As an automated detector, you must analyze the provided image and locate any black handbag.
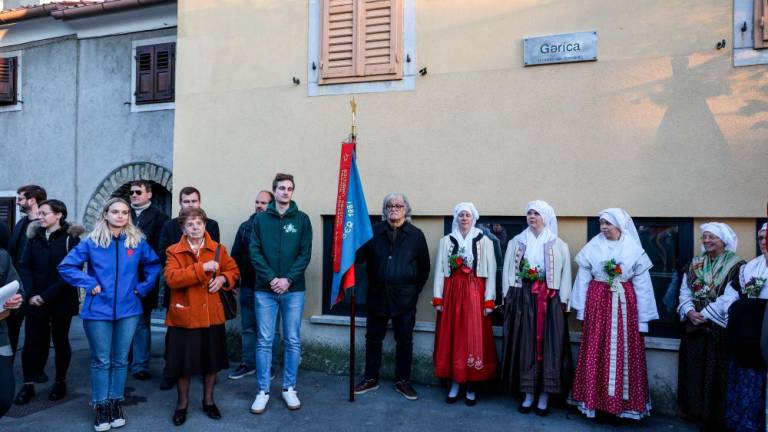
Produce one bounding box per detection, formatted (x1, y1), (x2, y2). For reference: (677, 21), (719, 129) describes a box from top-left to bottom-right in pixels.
(214, 244), (237, 320)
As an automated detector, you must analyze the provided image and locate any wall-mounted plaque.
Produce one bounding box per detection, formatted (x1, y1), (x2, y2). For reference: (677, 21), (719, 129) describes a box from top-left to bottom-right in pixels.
(523, 31), (598, 66)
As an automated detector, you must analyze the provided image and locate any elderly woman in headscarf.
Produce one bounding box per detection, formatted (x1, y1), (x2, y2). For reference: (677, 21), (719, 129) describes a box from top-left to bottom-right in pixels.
(432, 202), (497, 406)
(569, 208), (659, 420)
(702, 223), (767, 431)
(676, 222), (744, 431)
(500, 200), (572, 416)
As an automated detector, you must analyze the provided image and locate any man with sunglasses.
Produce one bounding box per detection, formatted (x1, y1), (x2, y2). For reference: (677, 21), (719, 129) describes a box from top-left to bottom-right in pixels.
(128, 180), (169, 381)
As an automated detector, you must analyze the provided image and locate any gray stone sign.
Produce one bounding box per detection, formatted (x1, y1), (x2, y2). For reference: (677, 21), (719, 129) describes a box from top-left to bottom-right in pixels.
(523, 31), (598, 66)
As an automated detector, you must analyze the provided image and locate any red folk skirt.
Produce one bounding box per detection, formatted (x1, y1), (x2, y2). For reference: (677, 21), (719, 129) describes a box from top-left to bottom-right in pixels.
(570, 279), (651, 419)
(434, 269), (497, 383)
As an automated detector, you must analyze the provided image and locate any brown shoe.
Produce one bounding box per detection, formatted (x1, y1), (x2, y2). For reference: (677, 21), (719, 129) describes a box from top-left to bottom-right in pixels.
(394, 381), (418, 401)
(353, 378), (380, 395)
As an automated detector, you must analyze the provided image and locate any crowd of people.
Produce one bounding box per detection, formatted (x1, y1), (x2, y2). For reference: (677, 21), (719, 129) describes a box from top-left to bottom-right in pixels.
(0, 179), (766, 432)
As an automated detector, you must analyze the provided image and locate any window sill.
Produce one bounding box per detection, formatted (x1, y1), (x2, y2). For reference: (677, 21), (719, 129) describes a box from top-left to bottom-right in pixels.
(131, 101), (175, 113)
(309, 314), (681, 351)
(0, 104), (22, 113)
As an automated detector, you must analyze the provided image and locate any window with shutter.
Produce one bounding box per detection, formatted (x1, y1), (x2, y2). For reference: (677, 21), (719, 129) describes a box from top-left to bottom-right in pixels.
(0, 57), (18, 105)
(0, 197), (15, 233)
(134, 42), (176, 105)
(320, 0), (403, 85)
(755, 0), (768, 49)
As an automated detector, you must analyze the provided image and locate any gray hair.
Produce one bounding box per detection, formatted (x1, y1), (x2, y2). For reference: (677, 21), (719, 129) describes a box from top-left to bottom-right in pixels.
(381, 192), (412, 221)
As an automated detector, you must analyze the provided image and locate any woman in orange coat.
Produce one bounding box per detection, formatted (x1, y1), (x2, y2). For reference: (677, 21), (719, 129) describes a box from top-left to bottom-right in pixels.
(164, 207), (239, 426)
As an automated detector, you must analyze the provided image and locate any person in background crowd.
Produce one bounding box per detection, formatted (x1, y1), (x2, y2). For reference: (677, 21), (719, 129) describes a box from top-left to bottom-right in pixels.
(15, 200), (83, 405)
(157, 186), (220, 391)
(569, 208), (658, 420)
(0, 249), (24, 419)
(8, 185), (46, 363)
(58, 198), (161, 432)
(229, 190), (279, 380)
(432, 202), (497, 406)
(128, 180), (169, 381)
(500, 200), (572, 416)
(676, 222), (744, 431)
(164, 207), (239, 426)
(249, 173), (312, 414)
(353, 193), (430, 401)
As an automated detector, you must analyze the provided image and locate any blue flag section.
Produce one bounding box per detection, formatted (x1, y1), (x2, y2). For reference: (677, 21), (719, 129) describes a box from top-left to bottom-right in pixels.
(330, 148), (373, 307)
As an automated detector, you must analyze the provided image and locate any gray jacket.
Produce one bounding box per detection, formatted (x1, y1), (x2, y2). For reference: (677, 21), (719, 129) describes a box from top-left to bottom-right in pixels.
(0, 249), (23, 356)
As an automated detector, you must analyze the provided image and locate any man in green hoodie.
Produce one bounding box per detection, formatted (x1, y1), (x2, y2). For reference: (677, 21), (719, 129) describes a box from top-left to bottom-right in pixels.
(249, 173), (312, 414)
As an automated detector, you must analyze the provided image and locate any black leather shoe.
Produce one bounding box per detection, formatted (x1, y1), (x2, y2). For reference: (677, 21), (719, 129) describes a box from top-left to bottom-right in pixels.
(202, 402), (221, 420)
(518, 403), (532, 414)
(464, 396), (477, 407)
(172, 408), (187, 426)
(14, 384), (35, 405)
(49, 380), (67, 401)
(535, 406), (549, 417)
(132, 371), (151, 381)
(445, 394), (458, 404)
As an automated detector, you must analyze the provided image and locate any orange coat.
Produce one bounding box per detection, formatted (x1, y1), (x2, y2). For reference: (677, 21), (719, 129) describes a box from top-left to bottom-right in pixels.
(164, 232), (240, 329)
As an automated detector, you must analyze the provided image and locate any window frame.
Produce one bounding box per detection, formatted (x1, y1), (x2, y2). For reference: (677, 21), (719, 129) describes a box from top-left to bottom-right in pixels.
(130, 36), (176, 113)
(733, 0), (768, 66)
(307, 0), (417, 97)
(0, 50), (22, 113)
(0, 191), (18, 234)
(587, 216), (694, 339)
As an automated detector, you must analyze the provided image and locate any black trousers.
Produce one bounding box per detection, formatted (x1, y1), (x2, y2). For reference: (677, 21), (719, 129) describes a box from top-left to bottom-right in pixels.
(0, 355), (13, 418)
(21, 314), (72, 383)
(7, 311), (23, 361)
(364, 308), (416, 382)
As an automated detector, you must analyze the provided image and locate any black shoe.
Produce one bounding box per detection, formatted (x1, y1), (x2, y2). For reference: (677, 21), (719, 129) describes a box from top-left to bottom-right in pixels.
(445, 394), (458, 404)
(14, 383), (35, 405)
(535, 406), (549, 417)
(109, 399), (126, 428)
(159, 377), (176, 391)
(353, 378), (380, 395)
(49, 380), (67, 401)
(227, 363), (256, 380)
(94, 402), (111, 432)
(33, 371), (49, 384)
(518, 402), (532, 414)
(464, 396), (477, 407)
(202, 402), (221, 420)
(172, 408), (187, 426)
(132, 371), (151, 381)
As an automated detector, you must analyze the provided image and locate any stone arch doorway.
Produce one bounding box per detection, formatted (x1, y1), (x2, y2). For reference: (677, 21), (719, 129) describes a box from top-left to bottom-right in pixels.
(83, 162), (173, 230)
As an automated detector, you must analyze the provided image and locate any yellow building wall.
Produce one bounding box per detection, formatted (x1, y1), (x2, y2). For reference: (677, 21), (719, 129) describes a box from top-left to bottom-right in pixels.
(173, 0), (768, 318)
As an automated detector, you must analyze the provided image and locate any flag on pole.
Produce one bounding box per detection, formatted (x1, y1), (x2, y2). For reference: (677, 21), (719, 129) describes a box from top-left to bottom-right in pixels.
(330, 139), (373, 306)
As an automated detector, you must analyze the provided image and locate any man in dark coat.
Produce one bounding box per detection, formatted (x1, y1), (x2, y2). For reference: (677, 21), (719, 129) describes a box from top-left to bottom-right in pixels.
(353, 193), (430, 401)
(7, 185), (46, 366)
(128, 181), (169, 380)
(156, 186), (220, 390)
(0, 248), (24, 418)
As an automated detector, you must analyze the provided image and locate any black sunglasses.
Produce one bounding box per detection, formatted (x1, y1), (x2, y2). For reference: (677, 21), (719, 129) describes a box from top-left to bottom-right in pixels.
(130, 190), (143, 196)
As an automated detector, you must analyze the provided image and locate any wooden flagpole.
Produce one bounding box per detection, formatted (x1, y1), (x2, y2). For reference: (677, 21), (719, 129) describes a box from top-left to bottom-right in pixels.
(349, 96), (357, 403)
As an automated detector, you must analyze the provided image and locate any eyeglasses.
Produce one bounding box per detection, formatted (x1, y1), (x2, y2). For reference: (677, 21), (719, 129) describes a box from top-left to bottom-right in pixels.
(129, 190), (143, 196)
(386, 204), (405, 210)
(38, 211), (53, 217)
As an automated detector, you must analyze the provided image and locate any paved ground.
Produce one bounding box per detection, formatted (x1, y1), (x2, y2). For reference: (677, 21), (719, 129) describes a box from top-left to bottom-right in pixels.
(0, 319), (696, 431)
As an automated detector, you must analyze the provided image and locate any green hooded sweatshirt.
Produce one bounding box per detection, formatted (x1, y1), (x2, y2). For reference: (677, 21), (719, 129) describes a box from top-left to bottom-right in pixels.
(249, 201), (312, 292)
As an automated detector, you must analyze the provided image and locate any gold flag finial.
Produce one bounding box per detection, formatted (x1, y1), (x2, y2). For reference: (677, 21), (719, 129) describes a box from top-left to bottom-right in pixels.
(350, 97), (357, 139)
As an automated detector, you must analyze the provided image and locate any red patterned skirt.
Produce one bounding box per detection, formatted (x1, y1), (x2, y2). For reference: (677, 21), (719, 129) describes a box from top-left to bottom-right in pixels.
(570, 279), (651, 419)
(434, 270), (497, 383)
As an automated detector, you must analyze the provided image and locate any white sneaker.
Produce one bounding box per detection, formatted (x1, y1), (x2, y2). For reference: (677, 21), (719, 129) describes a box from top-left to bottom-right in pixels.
(282, 387), (301, 410)
(250, 391), (269, 414)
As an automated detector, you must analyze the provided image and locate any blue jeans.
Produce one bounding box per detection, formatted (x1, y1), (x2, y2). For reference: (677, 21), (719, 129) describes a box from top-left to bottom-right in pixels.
(130, 310), (151, 374)
(83, 316), (140, 405)
(255, 291), (303, 391)
(241, 288), (282, 368)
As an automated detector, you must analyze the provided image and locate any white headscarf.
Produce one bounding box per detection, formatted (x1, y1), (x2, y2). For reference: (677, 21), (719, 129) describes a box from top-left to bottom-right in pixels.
(450, 202), (482, 265)
(761, 223), (767, 233)
(522, 200), (557, 269)
(699, 222), (738, 253)
(575, 208), (646, 271)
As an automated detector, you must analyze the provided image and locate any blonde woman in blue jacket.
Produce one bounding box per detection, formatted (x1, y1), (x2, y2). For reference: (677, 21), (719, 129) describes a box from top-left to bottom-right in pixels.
(59, 198), (160, 432)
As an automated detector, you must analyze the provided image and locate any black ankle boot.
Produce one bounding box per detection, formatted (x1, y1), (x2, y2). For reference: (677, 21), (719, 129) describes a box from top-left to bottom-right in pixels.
(14, 383), (35, 405)
(49, 380), (67, 401)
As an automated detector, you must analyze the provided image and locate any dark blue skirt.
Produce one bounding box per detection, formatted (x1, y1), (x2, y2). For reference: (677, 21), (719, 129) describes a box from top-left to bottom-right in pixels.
(725, 361), (766, 432)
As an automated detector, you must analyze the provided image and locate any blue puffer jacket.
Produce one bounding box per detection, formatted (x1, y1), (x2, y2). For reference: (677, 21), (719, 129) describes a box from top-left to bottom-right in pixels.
(58, 235), (161, 321)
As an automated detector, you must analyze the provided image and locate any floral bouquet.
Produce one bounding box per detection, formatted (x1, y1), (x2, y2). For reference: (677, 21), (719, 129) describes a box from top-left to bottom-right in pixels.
(691, 283), (712, 301)
(743, 277), (766, 299)
(603, 259), (623, 286)
(448, 247), (472, 273)
(518, 258), (545, 282)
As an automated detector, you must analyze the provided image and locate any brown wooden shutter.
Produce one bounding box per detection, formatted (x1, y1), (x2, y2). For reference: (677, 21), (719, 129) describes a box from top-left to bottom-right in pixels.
(135, 45), (155, 104)
(153, 42), (175, 102)
(754, 0), (768, 49)
(0, 197), (15, 233)
(0, 57), (18, 105)
(320, 0), (403, 85)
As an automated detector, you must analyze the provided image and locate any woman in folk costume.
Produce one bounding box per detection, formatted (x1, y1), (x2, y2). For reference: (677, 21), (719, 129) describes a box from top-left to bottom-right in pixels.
(569, 208), (659, 420)
(676, 222), (744, 430)
(704, 224), (768, 431)
(500, 200), (573, 416)
(433, 202), (498, 406)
